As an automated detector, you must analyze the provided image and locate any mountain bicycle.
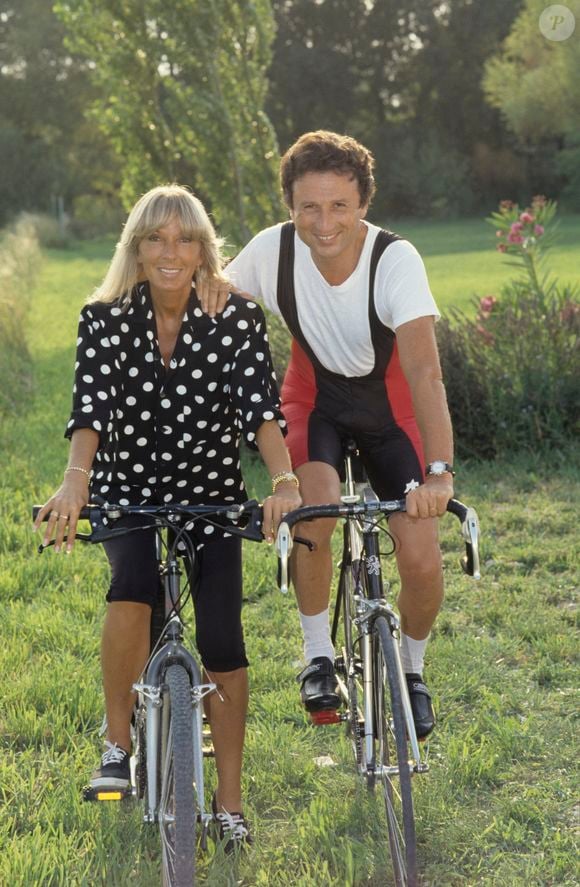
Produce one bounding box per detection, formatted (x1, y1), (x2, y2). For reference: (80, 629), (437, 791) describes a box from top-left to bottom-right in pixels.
(33, 499), (264, 887)
(275, 445), (481, 887)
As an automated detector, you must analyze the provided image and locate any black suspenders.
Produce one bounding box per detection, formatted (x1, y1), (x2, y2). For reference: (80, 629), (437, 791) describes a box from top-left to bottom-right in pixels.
(275, 222), (400, 380)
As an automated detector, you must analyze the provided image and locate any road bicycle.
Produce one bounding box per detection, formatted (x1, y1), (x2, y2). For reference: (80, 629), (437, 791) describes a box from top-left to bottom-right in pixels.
(275, 444), (481, 887)
(34, 499), (264, 887)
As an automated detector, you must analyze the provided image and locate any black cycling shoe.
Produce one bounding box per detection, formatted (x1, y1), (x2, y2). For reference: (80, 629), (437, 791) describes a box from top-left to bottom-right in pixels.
(406, 673), (435, 740)
(297, 656), (340, 713)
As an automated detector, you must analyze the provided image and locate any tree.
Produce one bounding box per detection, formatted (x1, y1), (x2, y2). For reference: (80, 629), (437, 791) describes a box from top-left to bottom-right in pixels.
(55, 0), (283, 242)
(0, 0), (119, 225)
(266, 0), (526, 217)
(483, 0), (580, 206)
(483, 0), (580, 140)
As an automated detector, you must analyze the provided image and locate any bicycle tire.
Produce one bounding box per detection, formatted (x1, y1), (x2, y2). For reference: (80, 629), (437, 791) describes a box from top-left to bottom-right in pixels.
(134, 709), (147, 801)
(374, 616), (417, 887)
(159, 664), (196, 887)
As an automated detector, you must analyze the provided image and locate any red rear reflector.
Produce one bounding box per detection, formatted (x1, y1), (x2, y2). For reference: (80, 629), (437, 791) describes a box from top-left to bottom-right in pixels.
(310, 710), (340, 725)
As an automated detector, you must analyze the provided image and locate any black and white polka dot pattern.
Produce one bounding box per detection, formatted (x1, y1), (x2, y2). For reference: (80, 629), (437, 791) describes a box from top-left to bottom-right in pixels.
(66, 284), (285, 517)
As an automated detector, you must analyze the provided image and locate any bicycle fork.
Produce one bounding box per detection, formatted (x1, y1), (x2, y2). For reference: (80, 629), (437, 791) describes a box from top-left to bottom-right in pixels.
(357, 525), (428, 781)
(135, 632), (216, 831)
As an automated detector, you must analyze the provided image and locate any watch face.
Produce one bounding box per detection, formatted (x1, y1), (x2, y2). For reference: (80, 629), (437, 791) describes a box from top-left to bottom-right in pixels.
(430, 461), (446, 475)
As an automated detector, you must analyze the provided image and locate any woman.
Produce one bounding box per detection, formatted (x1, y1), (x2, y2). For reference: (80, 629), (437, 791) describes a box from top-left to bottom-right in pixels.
(34, 184), (301, 850)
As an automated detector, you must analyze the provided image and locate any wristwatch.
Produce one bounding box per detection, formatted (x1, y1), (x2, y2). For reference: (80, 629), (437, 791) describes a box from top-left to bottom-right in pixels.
(425, 461), (455, 477)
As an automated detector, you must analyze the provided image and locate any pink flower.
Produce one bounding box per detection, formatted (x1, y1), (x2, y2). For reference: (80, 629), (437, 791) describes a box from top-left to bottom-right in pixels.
(500, 199), (515, 212)
(532, 195), (547, 208)
(497, 243), (507, 253)
(507, 232), (524, 244)
(479, 295), (498, 313)
(534, 224), (544, 236)
(510, 221), (524, 233)
(496, 230), (504, 238)
(519, 212), (534, 224)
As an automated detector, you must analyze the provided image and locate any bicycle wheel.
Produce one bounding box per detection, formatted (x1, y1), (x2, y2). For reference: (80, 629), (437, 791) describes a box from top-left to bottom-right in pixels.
(159, 664), (196, 887)
(374, 616), (417, 887)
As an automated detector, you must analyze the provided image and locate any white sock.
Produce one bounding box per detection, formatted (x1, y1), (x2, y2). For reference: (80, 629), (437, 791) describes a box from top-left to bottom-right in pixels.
(299, 608), (335, 663)
(399, 632), (430, 675)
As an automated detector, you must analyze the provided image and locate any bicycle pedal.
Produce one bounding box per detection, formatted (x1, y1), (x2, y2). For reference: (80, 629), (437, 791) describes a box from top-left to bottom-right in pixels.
(82, 784), (133, 802)
(310, 710), (341, 726)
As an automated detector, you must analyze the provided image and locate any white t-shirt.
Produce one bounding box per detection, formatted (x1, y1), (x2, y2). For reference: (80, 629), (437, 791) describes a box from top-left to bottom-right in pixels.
(226, 221), (439, 377)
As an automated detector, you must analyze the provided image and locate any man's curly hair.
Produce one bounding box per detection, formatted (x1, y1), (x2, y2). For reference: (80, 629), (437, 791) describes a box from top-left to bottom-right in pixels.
(280, 130), (376, 209)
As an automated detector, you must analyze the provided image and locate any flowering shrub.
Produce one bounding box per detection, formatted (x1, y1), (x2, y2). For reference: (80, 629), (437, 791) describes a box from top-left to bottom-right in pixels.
(489, 195), (556, 255)
(486, 197), (559, 297)
(438, 199), (579, 458)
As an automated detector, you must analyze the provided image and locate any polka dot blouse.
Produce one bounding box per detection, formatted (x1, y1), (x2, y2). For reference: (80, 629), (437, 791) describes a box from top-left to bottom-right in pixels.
(66, 283), (286, 519)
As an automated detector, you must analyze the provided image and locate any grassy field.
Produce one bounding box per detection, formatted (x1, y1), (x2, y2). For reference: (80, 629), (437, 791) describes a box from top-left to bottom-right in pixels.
(390, 213), (580, 309)
(42, 211), (580, 314)
(0, 230), (578, 885)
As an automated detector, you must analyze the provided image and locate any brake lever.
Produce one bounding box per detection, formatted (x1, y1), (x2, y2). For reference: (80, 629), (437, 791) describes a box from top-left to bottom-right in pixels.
(276, 522), (292, 593)
(37, 533), (94, 554)
(461, 506), (481, 580)
(222, 501), (264, 542)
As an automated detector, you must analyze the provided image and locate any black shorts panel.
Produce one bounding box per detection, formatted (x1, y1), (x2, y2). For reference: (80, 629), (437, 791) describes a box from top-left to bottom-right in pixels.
(304, 409), (424, 501)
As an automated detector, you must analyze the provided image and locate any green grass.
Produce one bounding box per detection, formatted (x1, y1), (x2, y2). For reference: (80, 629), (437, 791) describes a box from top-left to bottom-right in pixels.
(47, 213), (580, 314)
(0, 239), (578, 885)
(388, 214), (580, 309)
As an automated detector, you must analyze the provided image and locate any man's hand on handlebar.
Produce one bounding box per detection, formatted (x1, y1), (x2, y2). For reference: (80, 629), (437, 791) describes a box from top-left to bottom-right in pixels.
(405, 475), (454, 521)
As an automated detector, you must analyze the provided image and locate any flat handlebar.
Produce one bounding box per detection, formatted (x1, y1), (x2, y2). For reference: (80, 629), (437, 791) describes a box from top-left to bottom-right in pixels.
(275, 497), (481, 593)
(32, 500), (265, 546)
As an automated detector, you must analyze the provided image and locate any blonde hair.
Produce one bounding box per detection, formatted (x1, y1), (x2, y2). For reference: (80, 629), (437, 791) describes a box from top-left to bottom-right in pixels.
(90, 184), (226, 306)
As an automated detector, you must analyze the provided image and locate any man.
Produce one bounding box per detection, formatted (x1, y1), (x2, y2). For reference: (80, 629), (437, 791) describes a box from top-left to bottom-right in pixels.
(200, 130), (454, 739)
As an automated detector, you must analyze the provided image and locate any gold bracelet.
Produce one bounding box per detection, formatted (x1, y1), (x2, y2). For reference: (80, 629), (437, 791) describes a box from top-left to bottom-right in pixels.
(271, 471), (299, 493)
(65, 466), (91, 480)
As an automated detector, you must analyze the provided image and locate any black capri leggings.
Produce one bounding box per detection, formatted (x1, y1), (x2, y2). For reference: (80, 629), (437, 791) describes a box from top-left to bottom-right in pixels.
(103, 519), (248, 673)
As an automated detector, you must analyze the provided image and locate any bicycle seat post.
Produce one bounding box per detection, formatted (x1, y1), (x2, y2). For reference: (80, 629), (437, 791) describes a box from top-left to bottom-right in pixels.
(342, 439), (360, 505)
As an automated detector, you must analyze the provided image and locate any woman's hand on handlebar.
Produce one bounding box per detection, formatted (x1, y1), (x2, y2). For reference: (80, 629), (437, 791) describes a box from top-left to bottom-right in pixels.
(33, 473), (90, 553)
(262, 485), (302, 544)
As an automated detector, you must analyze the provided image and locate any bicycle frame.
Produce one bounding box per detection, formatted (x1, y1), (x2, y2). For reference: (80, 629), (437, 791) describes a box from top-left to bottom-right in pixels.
(32, 498), (265, 881)
(275, 464), (480, 886)
(336, 453), (427, 780)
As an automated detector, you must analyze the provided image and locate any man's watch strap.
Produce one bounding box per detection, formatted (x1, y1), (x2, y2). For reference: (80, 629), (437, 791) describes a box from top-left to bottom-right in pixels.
(425, 461), (455, 477)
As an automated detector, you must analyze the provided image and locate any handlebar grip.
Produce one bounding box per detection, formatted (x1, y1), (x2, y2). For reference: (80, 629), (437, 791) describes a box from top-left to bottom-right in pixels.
(446, 499), (467, 521)
(32, 505), (93, 522)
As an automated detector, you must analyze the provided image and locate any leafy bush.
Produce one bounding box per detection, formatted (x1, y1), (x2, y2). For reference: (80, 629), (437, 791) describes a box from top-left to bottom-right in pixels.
(264, 308), (291, 384)
(69, 194), (125, 239)
(375, 128), (474, 219)
(0, 216), (41, 416)
(18, 212), (70, 249)
(439, 199), (579, 458)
